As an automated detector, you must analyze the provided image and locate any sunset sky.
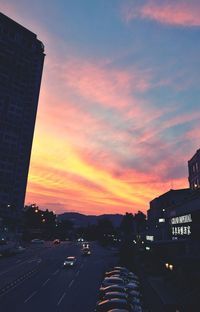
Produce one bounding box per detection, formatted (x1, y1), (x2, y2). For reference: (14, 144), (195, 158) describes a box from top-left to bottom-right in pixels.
(1, 0), (200, 215)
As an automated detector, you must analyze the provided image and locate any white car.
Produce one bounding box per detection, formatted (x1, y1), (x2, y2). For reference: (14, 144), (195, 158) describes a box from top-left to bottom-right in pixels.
(63, 256), (76, 267)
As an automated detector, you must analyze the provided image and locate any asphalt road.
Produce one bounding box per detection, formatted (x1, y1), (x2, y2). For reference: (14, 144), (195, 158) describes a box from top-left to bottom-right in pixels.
(0, 241), (118, 312)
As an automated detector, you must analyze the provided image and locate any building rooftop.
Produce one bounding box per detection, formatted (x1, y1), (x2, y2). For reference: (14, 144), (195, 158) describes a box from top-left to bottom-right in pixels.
(188, 149), (200, 164)
(0, 12), (44, 53)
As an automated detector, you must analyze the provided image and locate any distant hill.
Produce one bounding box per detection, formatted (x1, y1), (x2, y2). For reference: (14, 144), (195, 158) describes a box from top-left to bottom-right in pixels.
(57, 212), (123, 228)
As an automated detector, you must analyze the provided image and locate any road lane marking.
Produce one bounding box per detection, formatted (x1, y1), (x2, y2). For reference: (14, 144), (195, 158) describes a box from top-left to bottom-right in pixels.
(24, 291), (37, 303)
(0, 259), (33, 276)
(27, 259), (40, 263)
(0, 266), (39, 299)
(75, 270), (80, 277)
(52, 269), (59, 275)
(57, 292), (66, 306)
(42, 278), (50, 287)
(68, 279), (74, 288)
(16, 260), (21, 263)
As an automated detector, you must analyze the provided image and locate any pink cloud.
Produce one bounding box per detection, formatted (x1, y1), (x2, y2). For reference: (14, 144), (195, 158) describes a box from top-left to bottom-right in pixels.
(122, 0), (200, 27)
(62, 58), (151, 110)
(137, 110), (200, 144)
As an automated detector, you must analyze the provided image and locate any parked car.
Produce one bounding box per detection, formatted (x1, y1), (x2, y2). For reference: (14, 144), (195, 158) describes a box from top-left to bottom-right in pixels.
(0, 238), (7, 245)
(132, 305), (143, 312)
(102, 291), (128, 301)
(95, 298), (133, 312)
(113, 267), (129, 273)
(63, 256), (76, 267)
(99, 285), (127, 299)
(107, 309), (129, 312)
(53, 239), (61, 245)
(128, 272), (139, 281)
(102, 277), (125, 287)
(105, 270), (127, 278)
(15, 246), (26, 253)
(125, 282), (140, 292)
(31, 239), (44, 244)
(107, 310), (129, 312)
(127, 290), (141, 299)
(108, 271), (137, 283)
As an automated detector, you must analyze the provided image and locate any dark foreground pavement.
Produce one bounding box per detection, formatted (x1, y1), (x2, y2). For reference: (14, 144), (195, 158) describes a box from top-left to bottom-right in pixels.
(0, 241), (118, 312)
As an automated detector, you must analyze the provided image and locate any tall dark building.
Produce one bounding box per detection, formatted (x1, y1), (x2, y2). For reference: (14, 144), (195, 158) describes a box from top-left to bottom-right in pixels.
(0, 13), (45, 223)
(188, 149), (200, 190)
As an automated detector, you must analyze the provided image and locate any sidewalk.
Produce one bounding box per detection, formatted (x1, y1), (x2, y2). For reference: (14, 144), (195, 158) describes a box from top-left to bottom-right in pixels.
(148, 276), (178, 305)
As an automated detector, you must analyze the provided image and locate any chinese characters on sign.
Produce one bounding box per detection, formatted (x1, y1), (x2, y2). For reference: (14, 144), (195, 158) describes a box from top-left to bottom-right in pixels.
(171, 214), (192, 237)
(172, 225), (191, 236)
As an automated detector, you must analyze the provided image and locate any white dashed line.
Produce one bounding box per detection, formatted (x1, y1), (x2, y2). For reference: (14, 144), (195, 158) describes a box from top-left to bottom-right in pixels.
(57, 292), (66, 306)
(42, 278), (50, 287)
(68, 279), (74, 288)
(75, 270), (80, 277)
(16, 260), (21, 263)
(24, 291), (37, 303)
(52, 269), (59, 275)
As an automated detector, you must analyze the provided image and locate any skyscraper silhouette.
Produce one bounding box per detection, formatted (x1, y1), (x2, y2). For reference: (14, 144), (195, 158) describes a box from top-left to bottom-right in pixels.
(0, 13), (45, 224)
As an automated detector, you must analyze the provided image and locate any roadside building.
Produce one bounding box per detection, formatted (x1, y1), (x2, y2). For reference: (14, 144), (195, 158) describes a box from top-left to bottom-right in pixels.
(146, 189), (193, 243)
(188, 149), (200, 190)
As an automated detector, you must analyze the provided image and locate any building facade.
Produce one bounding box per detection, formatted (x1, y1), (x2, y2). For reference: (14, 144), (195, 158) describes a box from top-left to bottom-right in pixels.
(0, 13), (45, 223)
(169, 191), (200, 249)
(188, 149), (200, 190)
(147, 189), (193, 243)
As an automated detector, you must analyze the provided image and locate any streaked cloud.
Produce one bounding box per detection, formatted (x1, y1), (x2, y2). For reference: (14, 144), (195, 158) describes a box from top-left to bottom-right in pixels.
(122, 0), (200, 27)
(1, 0), (199, 215)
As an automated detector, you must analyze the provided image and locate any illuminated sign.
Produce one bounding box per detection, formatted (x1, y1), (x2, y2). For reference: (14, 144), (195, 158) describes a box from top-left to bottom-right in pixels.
(159, 218), (165, 223)
(171, 214), (192, 225)
(146, 235), (154, 241)
(172, 225), (191, 236)
(171, 214), (192, 237)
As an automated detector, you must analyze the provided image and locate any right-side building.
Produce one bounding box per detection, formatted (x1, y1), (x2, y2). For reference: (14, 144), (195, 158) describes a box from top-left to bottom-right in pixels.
(146, 148), (200, 258)
(188, 149), (200, 189)
(0, 13), (45, 225)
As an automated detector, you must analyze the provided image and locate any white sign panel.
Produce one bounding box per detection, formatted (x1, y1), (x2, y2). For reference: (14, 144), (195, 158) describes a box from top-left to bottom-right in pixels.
(171, 214), (192, 225)
(172, 225), (191, 236)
